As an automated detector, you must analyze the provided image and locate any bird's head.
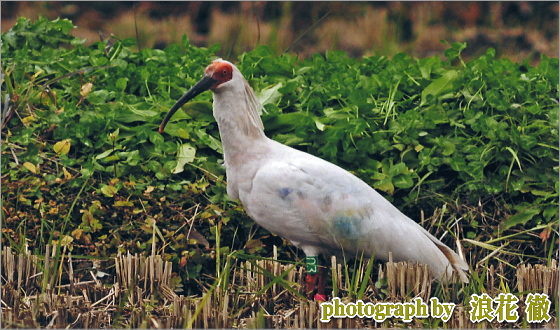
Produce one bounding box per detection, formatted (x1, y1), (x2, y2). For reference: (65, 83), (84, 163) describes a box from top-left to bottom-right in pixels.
(204, 59), (234, 91)
(159, 59), (236, 133)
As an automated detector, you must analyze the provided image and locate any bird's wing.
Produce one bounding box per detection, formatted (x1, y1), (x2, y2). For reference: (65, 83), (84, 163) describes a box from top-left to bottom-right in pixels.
(240, 143), (468, 282)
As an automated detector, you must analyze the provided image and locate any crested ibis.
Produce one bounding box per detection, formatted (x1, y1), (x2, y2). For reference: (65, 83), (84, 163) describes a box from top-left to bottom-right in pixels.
(159, 59), (469, 300)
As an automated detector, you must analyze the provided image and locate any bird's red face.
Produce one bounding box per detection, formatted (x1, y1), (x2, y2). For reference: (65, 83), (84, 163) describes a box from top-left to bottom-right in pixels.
(205, 61), (233, 90)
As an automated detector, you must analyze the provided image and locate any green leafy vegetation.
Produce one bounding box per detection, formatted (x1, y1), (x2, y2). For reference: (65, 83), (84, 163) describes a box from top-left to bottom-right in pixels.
(2, 16), (558, 305)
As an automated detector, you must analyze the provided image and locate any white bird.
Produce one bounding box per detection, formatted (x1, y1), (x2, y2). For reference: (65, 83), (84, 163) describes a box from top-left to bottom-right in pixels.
(159, 59), (469, 300)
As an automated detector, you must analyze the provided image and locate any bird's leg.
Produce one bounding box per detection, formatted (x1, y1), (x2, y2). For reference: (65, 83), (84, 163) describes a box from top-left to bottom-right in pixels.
(305, 256), (327, 301)
(305, 273), (318, 299)
(305, 255), (319, 299)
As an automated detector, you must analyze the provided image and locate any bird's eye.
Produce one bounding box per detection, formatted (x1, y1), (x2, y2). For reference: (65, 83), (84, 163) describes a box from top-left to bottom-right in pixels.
(222, 70), (228, 75)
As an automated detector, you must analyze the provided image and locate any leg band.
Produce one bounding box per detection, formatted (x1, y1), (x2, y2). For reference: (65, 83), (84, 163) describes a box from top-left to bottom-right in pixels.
(306, 255), (319, 274)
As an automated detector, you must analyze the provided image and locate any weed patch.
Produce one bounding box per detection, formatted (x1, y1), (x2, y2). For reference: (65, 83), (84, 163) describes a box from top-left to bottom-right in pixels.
(1, 17), (558, 328)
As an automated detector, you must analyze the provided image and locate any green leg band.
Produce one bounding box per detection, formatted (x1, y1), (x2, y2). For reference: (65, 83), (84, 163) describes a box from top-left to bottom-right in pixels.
(306, 255), (319, 274)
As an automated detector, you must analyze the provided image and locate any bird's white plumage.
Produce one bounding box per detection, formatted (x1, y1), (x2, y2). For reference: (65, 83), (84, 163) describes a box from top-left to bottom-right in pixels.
(205, 59), (468, 282)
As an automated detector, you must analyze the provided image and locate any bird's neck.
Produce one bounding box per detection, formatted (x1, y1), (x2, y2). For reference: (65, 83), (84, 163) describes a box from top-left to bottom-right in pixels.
(212, 81), (269, 166)
(215, 114), (267, 158)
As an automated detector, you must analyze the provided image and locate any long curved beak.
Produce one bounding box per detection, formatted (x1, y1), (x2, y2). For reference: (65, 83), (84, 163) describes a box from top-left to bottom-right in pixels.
(159, 75), (217, 133)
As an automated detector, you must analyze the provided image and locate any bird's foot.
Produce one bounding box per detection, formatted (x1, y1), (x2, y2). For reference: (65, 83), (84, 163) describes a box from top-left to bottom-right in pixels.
(306, 272), (327, 301)
(314, 294), (327, 301)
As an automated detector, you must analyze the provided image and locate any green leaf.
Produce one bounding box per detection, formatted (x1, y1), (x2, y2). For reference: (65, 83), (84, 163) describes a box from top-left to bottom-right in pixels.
(393, 174), (414, 189)
(505, 147), (522, 172)
(23, 162), (38, 174)
(501, 207), (542, 229)
(194, 129), (223, 153)
(177, 128), (191, 139)
(441, 141), (456, 156)
(374, 178), (395, 195)
(114, 200), (134, 207)
(418, 56), (439, 80)
(173, 143), (197, 174)
(444, 42), (467, 59)
(53, 139), (71, 155)
(273, 133), (306, 146)
(421, 70), (458, 106)
(149, 131), (164, 146)
(116, 77), (128, 91)
(95, 149), (114, 160)
(543, 206), (558, 222)
(100, 185), (118, 197)
(314, 117), (326, 131)
(181, 101), (214, 120)
(388, 162), (407, 176)
(116, 107), (159, 123)
(257, 82), (283, 107)
(263, 112), (311, 132)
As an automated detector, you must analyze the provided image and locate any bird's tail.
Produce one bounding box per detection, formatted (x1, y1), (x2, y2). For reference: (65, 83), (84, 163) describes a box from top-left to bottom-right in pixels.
(431, 237), (469, 283)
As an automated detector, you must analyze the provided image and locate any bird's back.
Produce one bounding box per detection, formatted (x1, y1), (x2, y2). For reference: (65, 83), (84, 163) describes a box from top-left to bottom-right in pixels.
(233, 138), (468, 282)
